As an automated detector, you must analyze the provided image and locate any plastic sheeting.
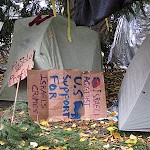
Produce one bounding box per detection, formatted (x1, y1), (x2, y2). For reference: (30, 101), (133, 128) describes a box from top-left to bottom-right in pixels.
(108, 4), (150, 68)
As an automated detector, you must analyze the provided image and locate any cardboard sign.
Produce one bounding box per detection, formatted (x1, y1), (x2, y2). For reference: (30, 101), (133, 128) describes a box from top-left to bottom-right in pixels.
(48, 69), (84, 121)
(27, 69), (107, 121)
(27, 70), (49, 121)
(82, 71), (107, 119)
(8, 50), (34, 87)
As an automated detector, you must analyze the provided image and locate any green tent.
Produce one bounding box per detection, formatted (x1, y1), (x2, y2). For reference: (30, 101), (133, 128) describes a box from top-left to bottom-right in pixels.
(0, 15), (102, 101)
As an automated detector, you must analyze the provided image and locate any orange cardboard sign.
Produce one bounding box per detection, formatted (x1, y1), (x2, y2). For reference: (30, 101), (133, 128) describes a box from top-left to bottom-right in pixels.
(82, 72), (107, 119)
(8, 50), (34, 87)
(27, 69), (107, 121)
(27, 70), (49, 121)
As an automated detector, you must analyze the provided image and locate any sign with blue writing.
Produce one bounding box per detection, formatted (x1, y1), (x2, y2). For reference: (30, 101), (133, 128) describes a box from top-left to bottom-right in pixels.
(48, 69), (84, 121)
(28, 69), (106, 121)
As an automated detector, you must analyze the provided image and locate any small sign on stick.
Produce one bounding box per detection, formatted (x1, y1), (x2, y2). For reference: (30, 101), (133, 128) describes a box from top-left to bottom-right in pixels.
(8, 50), (34, 87)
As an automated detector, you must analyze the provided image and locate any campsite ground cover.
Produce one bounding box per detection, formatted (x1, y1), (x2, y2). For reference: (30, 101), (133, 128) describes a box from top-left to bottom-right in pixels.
(0, 101), (150, 150)
(0, 67), (150, 150)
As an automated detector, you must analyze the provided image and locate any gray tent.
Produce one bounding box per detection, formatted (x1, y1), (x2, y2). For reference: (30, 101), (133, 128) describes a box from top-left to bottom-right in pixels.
(118, 35), (150, 131)
(0, 15), (102, 101)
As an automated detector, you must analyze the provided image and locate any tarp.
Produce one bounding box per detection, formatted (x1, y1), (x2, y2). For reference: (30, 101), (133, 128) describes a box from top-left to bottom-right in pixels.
(74, 0), (133, 26)
(108, 4), (150, 68)
(118, 35), (150, 131)
(0, 15), (102, 101)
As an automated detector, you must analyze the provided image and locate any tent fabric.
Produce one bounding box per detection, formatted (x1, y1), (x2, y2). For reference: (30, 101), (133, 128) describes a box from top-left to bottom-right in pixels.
(0, 15), (102, 101)
(118, 35), (150, 132)
(74, 0), (133, 26)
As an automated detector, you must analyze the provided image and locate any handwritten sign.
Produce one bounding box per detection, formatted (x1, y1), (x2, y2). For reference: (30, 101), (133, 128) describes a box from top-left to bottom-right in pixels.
(48, 69), (84, 121)
(82, 71), (107, 119)
(27, 69), (106, 121)
(8, 50), (34, 87)
(27, 70), (48, 121)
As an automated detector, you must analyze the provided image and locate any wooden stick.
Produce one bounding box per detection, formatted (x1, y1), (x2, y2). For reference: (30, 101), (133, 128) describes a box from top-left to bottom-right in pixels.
(11, 78), (20, 124)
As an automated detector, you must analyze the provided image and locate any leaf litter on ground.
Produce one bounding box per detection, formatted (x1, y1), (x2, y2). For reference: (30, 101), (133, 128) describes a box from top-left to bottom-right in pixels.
(0, 102), (150, 150)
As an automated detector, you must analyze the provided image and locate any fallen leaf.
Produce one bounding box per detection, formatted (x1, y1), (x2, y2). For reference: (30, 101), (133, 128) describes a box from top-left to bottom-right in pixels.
(107, 126), (117, 132)
(129, 134), (137, 140)
(85, 118), (90, 121)
(19, 140), (25, 148)
(138, 137), (145, 144)
(80, 137), (87, 142)
(100, 121), (105, 124)
(125, 139), (137, 144)
(71, 123), (76, 128)
(20, 126), (28, 132)
(90, 136), (97, 141)
(53, 139), (59, 143)
(128, 148), (133, 150)
(65, 128), (72, 131)
(40, 120), (49, 127)
(93, 130), (98, 134)
(103, 144), (110, 149)
(125, 134), (137, 144)
(18, 111), (24, 115)
(38, 146), (49, 150)
(110, 136), (116, 142)
(91, 123), (97, 128)
(60, 146), (67, 150)
(0, 124), (4, 130)
(100, 138), (109, 142)
(55, 147), (61, 150)
(0, 141), (5, 145)
(106, 126), (117, 135)
(127, 144), (132, 147)
(34, 121), (39, 125)
(108, 112), (117, 117)
(30, 142), (38, 148)
(113, 132), (123, 141)
(120, 145), (128, 150)
(80, 132), (89, 137)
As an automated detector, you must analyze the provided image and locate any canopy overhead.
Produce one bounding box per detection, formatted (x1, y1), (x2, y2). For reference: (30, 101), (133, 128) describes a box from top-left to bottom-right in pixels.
(0, 15), (102, 101)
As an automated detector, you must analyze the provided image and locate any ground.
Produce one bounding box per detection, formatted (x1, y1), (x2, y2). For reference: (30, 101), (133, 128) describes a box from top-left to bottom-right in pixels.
(0, 65), (150, 150)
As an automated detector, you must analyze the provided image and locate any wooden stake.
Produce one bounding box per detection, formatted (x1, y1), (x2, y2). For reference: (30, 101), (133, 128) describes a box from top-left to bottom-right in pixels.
(11, 78), (20, 124)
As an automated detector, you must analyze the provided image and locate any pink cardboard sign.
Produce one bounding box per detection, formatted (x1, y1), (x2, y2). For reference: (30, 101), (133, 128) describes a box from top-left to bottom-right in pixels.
(27, 69), (107, 121)
(8, 50), (34, 87)
(27, 70), (49, 121)
(82, 71), (107, 119)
